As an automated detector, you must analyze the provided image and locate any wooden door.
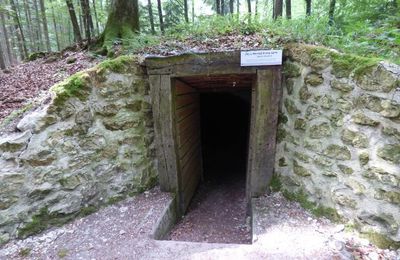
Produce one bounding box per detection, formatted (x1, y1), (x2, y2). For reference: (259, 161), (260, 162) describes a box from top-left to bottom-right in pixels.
(173, 79), (203, 212)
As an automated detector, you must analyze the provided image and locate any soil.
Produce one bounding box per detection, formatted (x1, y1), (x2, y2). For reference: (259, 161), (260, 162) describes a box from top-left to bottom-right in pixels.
(0, 51), (98, 126)
(167, 176), (251, 244)
(1, 186), (399, 260)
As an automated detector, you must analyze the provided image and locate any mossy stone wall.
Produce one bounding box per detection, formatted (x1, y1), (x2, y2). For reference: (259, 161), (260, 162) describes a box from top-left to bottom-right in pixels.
(0, 56), (156, 243)
(276, 43), (400, 248)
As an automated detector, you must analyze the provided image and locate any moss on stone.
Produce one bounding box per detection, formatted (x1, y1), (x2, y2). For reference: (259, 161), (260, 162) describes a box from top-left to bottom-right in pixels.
(0, 102), (34, 129)
(282, 188), (341, 222)
(269, 174), (282, 192)
(330, 52), (379, 78)
(98, 55), (136, 74)
(361, 231), (400, 249)
(50, 73), (90, 108)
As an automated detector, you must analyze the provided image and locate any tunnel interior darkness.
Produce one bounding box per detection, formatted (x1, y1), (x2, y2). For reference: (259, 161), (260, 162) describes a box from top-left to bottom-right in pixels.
(200, 90), (251, 183)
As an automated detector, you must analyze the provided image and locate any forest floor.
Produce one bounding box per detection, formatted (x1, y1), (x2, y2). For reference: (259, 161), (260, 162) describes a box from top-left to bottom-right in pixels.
(1, 186), (399, 260)
(0, 50), (100, 124)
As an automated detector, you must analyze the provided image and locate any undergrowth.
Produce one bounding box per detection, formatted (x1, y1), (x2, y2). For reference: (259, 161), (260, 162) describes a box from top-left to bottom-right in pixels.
(118, 14), (399, 64)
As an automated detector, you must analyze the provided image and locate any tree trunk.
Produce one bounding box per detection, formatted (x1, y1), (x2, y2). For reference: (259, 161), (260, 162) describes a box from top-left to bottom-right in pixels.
(66, 0), (82, 42)
(247, 0), (251, 14)
(236, 0), (239, 14)
(328, 0), (336, 25)
(229, 0), (234, 13)
(22, 0), (34, 52)
(216, 0), (220, 15)
(157, 0), (164, 33)
(92, 0), (100, 34)
(39, 0), (51, 51)
(221, 0), (225, 15)
(33, 0), (43, 52)
(183, 0), (188, 22)
(80, 0), (92, 42)
(10, 0), (28, 60)
(192, 0), (194, 22)
(51, 1), (61, 50)
(0, 6), (13, 64)
(147, 0), (155, 34)
(0, 43), (6, 70)
(285, 0), (291, 19)
(101, 0), (140, 47)
(305, 0), (311, 16)
(273, 0), (283, 19)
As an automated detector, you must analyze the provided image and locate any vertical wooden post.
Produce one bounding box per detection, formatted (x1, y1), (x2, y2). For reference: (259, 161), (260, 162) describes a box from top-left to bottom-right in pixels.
(246, 69), (281, 202)
(149, 75), (179, 193)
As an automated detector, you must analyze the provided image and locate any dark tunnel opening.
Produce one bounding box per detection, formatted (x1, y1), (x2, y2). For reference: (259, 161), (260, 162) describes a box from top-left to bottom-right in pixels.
(200, 90), (251, 183)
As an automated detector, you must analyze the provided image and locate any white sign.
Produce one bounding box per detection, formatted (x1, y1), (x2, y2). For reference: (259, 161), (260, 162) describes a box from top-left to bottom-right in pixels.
(240, 50), (282, 66)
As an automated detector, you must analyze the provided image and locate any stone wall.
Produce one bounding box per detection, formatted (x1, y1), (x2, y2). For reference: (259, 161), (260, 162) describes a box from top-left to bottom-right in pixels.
(0, 56), (156, 243)
(276, 44), (400, 248)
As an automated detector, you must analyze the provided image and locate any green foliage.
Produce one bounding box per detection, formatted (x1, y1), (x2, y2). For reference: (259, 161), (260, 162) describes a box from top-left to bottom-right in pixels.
(50, 73), (89, 107)
(269, 174), (282, 192)
(57, 248), (69, 258)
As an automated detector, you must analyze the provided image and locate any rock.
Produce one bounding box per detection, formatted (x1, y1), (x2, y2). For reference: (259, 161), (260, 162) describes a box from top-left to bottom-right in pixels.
(283, 61), (302, 78)
(331, 80), (354, 93)
(345, 179), (366, 195)
(375, 189), (400, 204)
(359, 152), (370, 166)
(0, 131), (32, 152)
(314, 156), (334, 167)
(336, 98), (353, 113)
(59, 175), (81, 190)
(352, 112), (379, 126)
(377, 144), (400, 164)
(363, 167), (399, 187)
(305, 105), (321, 120)
(382, 126), (400, 141)
(329, 111), (344, 127)
(278, 157), (288, 167)
(332, 189), (357, 208)
(299, 86), (312, 103)
(310, 122), (331, 139)
(356, 94), (383, 112)
(103, 109), (140, 130)
(0, 233), (10, 244)
(355, 63), (399, 93)
(380, 100), (400, 118)
(285, 78), (295, 95)
(294, 118), (307, 130)
(320, 95), (333, 109)
(294, 151), (310, 163)
(341, 128), (368, 148)
(323, 170), (337, 177)
(293, 160), (312, 177)
(305, 72), (324, 86)
(323, 145), (351, 160)
(284, 98), (301, 114)
(338, 164), (354, 175)
(17, 110), (57, 133)
(66, 57), (77, 64)
(28, 182), (54, 200)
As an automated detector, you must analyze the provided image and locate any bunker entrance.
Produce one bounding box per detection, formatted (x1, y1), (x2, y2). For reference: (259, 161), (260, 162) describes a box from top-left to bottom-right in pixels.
(167, 85), (252, 244)
(147, 52), (281, 244)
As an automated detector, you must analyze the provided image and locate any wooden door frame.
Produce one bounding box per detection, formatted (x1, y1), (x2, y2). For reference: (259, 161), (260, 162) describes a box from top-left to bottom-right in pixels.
(146, 52), (282, 212)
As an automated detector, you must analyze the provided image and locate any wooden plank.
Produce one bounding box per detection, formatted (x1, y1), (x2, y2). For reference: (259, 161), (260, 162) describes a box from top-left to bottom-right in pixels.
(177, 119), (200, 148)
(181, 147), (202, 185)
(176, 93), (198, 109)
(180, 140), (201, 170)
(178, 127), (201, 158)
(176, 102), (199, 122)
(176, 110), (200, 137)
(175, 80), (198, 95)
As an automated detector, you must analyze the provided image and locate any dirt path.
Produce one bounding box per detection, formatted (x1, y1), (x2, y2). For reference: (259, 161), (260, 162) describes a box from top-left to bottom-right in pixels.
(1, 187), (399, 260)
(167, 176), (251, 244)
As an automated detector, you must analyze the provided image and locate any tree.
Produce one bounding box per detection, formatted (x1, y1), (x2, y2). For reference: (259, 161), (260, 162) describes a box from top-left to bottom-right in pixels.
(183, 0), (188, 22)
(273, 0), (282, 19)
(328, 0), (336, 25)
(229, 0), (233, 14)
(39, 0), (51, 51)
(285, 0), (291, 19)
(147, 0), (155, 34)
(66, 0), (82, 42)
(101, 0), (140, 47)
(157, 0), (164, 33)
(1, 2), (13, 64)
(305, 0), (311, 16)
(0, 43), (6, 69)
(9, 0), (28, 60)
